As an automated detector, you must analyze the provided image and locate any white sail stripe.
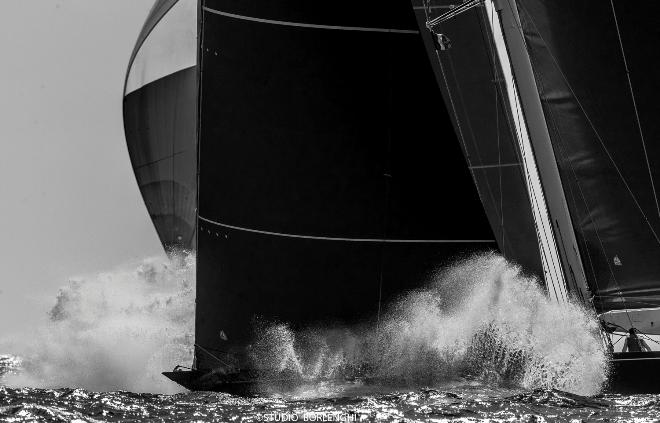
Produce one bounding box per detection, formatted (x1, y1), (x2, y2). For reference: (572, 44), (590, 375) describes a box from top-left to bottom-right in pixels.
(485, 1), (568, 303)
(198, 216), (496, 244)
(202, 7), (419, 34)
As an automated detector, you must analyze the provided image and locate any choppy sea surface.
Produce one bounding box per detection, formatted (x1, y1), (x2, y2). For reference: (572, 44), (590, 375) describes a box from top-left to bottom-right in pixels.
(1, 253), (657, 421)
(2, 382), (660, 422)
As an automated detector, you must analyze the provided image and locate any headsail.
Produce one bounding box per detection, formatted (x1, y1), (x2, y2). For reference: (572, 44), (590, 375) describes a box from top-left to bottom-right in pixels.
(123, 0), (198, 250)
(419, 0), (660, 321)
(412, 0), (548, 288)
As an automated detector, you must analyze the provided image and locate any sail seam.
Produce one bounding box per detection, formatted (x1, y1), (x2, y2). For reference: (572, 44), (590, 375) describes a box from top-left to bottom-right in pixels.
(198, 216), (496, 243)
(202, 7), (419, 34)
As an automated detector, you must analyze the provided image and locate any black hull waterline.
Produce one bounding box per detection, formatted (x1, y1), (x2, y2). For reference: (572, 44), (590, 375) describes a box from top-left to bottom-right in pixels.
(165, 353), (660, 394)
(607, 352), (660, 394)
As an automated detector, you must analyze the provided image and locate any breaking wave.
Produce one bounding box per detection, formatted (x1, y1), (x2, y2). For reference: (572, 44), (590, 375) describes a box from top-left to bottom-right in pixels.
(0, 252), (195, 394)
(1, 251), (608, 396)
(250, 253), (609, 396)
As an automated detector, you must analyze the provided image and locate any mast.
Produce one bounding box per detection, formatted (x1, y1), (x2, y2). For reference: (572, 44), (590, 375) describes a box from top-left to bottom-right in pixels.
(482, 0), (591, 305)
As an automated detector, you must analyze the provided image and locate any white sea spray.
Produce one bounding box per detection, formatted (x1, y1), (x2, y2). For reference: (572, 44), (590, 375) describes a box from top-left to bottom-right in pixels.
(0, 252), (195, 394)
(250, 253), (609, 395)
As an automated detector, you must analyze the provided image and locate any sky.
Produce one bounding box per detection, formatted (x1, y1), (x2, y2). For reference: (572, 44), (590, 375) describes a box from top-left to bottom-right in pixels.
(0, 1), (163, 335)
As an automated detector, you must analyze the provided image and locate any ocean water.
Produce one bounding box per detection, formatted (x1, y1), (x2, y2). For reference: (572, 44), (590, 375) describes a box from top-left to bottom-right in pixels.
(0, 252), (657, 422)
(2, 384), (660, 422)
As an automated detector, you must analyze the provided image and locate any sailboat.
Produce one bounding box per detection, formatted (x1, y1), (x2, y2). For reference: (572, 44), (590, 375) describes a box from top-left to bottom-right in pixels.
(123, 0), (497, 393)
(123, 0), (660, 394)
(418, 0), (660, 393)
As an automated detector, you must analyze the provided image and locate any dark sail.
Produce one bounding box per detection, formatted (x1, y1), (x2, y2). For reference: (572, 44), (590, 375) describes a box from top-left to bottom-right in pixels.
(123, 0), (198, 250)
(411, 0), (545, 281)
(194, 0), (496, 371)
(517, 0), (660, 312)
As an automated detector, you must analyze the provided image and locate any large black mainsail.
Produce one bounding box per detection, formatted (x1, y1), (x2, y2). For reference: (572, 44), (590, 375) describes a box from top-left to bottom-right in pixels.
(124, 0), (498, 390)
(194, 0), (497, 376)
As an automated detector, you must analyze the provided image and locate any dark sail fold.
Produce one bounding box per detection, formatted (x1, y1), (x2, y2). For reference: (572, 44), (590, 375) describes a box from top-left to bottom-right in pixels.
(517, 0), (660, 311)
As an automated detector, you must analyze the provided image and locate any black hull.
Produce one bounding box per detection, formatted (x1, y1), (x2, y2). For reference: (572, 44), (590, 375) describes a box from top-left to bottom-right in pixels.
(163, 370), (357, 395)
(162, 370), (263, 396)
(607, 352), (660, 394)
(166, 353), (660, 395)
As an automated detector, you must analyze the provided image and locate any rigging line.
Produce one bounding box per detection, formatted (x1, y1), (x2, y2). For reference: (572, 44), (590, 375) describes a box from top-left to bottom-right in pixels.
(195, 343), (231, 368)
(422, 2), (495, 239)
(131, 149), (192, 171)
(429, 27), (470, 160)
(604, 300), (660, 308)
(425, 1), (516, 257)
(544, 104), (604, 300)
(542, 102), (599, 292)
(477, 2), (507, 256)
(504, 0), (633, 323)
(487, 3), (505, 256)
(423, 0), (493, 219)
(439, 5), (507, 256)
(413, 5), (455, 11)
(445, 8), (510, 255)
(475, 6), (528, 259)
(610, 0), (660, 224)
(541, 82), (629, 321)
(376, 18), (397, 331)
(639, 332), (660, 345)
(509, 0), (660, 248)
